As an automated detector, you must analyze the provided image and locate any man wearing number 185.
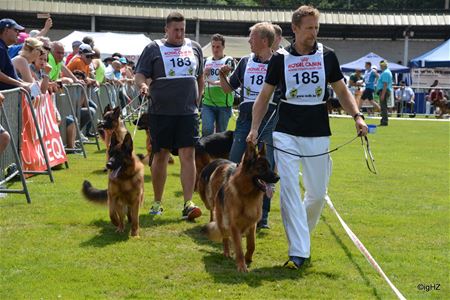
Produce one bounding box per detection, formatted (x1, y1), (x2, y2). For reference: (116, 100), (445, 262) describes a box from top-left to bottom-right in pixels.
(135, 12), (204, 220)
(247, 5), (368, 269)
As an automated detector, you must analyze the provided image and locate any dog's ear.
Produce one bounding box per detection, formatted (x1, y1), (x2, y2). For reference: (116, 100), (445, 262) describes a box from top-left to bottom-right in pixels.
(110, 131), (119, 147)
(122, 132), (133, 153)
(104, 104), (112, 115)
(258, 142), (267, 157)
(243, 141), (257, 165)
(112, 106), (121, 119)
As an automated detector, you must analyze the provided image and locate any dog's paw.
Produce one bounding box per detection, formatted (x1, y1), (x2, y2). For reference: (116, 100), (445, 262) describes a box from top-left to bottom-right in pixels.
(237, 263), (248, 273)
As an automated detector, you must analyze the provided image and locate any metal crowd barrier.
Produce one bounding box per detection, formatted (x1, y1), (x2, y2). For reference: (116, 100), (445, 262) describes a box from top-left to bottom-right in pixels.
(0, 88), (56, 203)
(55, 84), (87, 158)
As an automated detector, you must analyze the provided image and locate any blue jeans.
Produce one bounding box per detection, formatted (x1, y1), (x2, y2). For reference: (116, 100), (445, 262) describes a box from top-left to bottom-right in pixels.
(229, 107), (278, 221)
(201, 104), (232, 136)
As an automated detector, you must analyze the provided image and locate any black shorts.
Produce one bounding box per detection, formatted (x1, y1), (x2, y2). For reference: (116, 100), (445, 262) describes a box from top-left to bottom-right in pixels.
(361, 88), (374, 100)
(148, 114), (199, 154)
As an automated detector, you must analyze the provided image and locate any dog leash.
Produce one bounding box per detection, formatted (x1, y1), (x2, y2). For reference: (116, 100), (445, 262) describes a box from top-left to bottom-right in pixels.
(263, 135), (360, 158)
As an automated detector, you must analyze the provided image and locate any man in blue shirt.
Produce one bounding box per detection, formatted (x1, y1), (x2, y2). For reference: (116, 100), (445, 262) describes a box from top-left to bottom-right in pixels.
(360, 61), (380, 111)
(0, 19), (31, 91)
(376, 60), (393, 126)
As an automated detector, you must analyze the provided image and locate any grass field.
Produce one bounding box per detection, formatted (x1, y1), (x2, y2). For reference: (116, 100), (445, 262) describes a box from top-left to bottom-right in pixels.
(0, 117), (448, 299)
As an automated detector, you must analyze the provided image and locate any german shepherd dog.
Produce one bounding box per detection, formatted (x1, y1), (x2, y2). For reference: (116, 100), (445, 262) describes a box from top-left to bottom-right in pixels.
(198, 142), (279, 272)
(97, 104), (128, 150)
(195, 130), (234, 190)
(82, 132), (144, 237)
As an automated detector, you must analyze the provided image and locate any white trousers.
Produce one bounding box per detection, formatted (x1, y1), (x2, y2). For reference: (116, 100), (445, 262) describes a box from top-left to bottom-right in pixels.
(273, 132), (332, 258)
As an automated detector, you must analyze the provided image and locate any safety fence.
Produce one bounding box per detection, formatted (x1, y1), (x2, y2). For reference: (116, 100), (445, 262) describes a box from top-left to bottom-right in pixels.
(0, 81), (143, 203)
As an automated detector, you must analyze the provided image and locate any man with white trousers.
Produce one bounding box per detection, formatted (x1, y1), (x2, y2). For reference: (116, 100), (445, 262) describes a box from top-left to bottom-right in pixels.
(247, 5), (368, 269)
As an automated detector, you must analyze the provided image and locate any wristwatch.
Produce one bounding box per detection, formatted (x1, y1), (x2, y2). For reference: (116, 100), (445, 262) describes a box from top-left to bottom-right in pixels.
(353, 112), (365, 120)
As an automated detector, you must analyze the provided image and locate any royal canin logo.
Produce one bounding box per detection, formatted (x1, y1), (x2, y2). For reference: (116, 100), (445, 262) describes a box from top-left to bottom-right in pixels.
(301, 57), (309, 62)
(247, 66), (267, 72)
(288, 61), (322, 68)
(165, 49), (192, 56)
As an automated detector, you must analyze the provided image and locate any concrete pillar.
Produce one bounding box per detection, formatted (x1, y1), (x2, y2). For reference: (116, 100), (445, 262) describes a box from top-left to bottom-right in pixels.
(91, 16), (96, 32)
(195, 19), (200, 43)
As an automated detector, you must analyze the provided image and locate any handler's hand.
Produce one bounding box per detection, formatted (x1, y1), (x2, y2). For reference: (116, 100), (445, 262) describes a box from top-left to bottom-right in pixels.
(219, 65), (232, 77)
(355, 118), (368, 136)
(139, 83), (149, 96)
(246, 129), (258, 145)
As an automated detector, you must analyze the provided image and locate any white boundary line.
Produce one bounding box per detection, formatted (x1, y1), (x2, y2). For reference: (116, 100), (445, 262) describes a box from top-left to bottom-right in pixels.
(329, 114), (449, 122)
(326, 198), (407, 300)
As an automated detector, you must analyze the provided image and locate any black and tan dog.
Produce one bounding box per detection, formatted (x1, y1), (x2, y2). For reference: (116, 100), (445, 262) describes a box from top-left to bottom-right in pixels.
(195, 130), (234, 190)
(82, 132), (144, 237)
(97, 104), (128, 147)
(198, 142), (279, 272)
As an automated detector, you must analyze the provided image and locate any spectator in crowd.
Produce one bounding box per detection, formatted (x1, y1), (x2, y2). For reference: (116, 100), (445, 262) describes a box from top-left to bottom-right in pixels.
(246, 5), (367, 269)
(29, 18), (53, 38)
(8, 31), (28, 59)
(11, 38), (43, 87)
(82, 36), (94, 48)
(377, 60), (393, 126)
(8, 18), (52, 59)
(67, 43), (98, 137)
(272, 24), (283, 50)
(219, 22), (277, 229)
(0, 92), (10, 155)
(48, 42), (79, 84)
(394, 80), (415, 117)
(348, 69), (363, 107)
(427, 80), (448, 118)
(67, 44), (98, 86)
(92, 47), (105, 85)
(135, 11), (204, 220)
(65, 40), (82, 65)
(360, 62), (380, 112)
(105, 60), (123, 83)
(29, 47), (53, 94)
(0, 18), (31, 91)
(103, 56), (113, 67)
(48, 41), (88, 148)
(201, 34), (235, 136)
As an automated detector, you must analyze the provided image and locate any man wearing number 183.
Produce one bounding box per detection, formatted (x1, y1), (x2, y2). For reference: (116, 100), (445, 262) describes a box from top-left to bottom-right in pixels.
(135, 12), (204, 220)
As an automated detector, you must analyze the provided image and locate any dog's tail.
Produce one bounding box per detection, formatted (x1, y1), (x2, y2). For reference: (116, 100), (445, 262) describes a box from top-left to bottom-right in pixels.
(201, 221), (223, 243)
(82, 180), (107, 204)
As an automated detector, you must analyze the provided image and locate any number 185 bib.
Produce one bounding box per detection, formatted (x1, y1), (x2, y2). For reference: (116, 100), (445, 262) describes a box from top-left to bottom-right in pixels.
(283, 43), (326, 105)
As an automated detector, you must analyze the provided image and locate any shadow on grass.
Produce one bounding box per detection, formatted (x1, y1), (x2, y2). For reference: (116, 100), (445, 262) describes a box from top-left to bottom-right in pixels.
(91, 169), (107, 175)
(139, 213), (183, 228)
(201, 249), (309, 287)
(79, 213), (181, 248)
(322, 216), (382, 300)
(184, 225), (322, 287)
(80, 219), (129, 248)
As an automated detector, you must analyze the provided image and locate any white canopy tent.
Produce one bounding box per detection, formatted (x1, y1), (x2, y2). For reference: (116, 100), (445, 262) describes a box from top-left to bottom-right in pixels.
(58, 31), (152, 63)
(202, 35), (291, 59)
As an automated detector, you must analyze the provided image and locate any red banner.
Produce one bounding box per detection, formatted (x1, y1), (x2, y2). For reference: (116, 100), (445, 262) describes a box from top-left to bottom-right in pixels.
(21, 93), (67, 173)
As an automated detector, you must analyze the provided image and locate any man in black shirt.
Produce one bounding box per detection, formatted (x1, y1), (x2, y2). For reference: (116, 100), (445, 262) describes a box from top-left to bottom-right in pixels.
(247, 5), (368, 269)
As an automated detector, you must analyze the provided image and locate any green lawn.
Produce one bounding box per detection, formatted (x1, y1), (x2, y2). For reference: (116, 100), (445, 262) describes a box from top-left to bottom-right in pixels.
(0, 117), (448, 299)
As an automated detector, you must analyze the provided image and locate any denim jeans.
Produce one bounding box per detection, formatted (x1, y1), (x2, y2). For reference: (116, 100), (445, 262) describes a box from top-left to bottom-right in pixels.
(229, 107), (278, 220)
(201, 104), (232, 136)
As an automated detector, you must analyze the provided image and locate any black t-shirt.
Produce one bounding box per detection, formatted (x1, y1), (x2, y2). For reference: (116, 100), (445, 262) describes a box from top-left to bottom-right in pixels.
(265, 43), (343, 137)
